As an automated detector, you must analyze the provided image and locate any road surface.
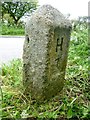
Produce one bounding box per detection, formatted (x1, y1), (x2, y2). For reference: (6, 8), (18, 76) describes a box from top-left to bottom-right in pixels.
(0, 36), (25, 64)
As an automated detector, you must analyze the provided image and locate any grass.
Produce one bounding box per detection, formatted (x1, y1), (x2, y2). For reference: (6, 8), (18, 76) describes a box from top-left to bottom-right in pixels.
(0, 23), (89, 119)
(0, 23), (25, 35)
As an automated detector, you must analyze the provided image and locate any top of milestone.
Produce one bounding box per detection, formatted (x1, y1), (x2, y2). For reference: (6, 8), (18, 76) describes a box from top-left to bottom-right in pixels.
(26, 4), (72, 30)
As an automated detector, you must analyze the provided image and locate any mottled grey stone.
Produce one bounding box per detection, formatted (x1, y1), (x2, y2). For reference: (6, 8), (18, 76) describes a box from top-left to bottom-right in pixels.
(23, 4), (72, 101)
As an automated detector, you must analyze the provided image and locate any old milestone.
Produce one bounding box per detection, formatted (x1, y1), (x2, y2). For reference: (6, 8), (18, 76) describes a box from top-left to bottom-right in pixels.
(23, 5), (72, 101)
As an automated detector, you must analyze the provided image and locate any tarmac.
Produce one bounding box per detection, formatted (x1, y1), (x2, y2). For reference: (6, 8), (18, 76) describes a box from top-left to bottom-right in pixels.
(0, 36), (25, 64)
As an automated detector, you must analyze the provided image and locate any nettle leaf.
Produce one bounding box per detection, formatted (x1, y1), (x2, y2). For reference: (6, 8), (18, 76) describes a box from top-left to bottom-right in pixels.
(67, 108), (73, 119)
(83, 108), (89, 117)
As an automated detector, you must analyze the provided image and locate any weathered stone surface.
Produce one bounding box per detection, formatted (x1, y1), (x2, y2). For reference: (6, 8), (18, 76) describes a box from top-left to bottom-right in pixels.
(23, 5), (72, 101)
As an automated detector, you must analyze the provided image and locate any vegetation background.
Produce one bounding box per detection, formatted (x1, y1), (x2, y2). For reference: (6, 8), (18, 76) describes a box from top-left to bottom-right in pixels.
(0, 0), (89, 119)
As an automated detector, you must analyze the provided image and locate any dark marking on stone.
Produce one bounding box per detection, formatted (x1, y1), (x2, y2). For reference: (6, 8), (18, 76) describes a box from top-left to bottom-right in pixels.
(26, 35), (29, 43)
(60, 37), (63, 51)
